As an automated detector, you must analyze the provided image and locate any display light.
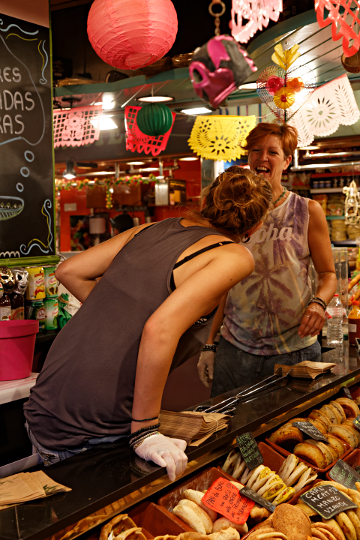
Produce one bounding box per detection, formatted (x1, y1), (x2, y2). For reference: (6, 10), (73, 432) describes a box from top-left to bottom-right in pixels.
(63, 161), (76, 180)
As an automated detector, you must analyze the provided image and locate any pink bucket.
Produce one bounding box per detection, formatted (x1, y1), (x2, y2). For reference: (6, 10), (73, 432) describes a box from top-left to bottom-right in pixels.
(0, 320), (39, 381)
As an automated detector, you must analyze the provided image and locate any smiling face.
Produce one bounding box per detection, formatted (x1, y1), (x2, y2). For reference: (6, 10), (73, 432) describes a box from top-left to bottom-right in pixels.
(248, 134), (292, 187)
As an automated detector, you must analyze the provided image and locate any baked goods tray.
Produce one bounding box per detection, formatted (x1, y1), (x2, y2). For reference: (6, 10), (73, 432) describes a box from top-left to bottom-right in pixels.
(265, 432), (352, 474)
(157, 467), (235, 532)
(128, 501), (186, 537)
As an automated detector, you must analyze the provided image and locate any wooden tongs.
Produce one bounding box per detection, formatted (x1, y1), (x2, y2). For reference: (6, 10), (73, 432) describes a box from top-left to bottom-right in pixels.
(194, 368), (293, 415)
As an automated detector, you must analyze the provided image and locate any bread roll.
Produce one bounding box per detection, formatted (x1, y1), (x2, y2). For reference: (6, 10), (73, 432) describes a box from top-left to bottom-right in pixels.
(212, 518), (247, 535)
(222, 450), (239, 474)
(330, 402), (346, 423)
(320, 405), (338, 425)
(183, 490), (217, 522)
(278, 455), (298, 483)
(232, 455), (246, 480)
(284, 462), (308, 486)
(100, 515), (137, 540)
(321, 520), (346, 540)
(303, 440), (333, 466)
(173, 502), (207, 534)
(306, 418), (328, 434)
(346, 511), (360, 540)
(293, 443), (327, 469)
(335, 398), (360, 418)
(208, 527), (240, 540)
(326, 434), (348, 455)
(272, 503), (311, 540)
(335, 512), (356, 540)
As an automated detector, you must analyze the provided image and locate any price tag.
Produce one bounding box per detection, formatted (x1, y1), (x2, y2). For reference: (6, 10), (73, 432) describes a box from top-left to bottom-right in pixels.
(202, 478), (255, 524)
(240, 487), (276, 513)
(292, 421), (329, 443)
(329, 459), (360, 490)
(300, 485), (357, 519)
(353, 416), (360, 430)
(343, 387), (353, 400)
(236, 432), (264, 470)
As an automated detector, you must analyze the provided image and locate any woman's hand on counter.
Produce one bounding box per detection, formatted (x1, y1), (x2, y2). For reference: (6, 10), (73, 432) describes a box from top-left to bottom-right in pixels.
(197, 350), (215, 388)
(298, 302), (326, 338)
(134, 433), (188, 482)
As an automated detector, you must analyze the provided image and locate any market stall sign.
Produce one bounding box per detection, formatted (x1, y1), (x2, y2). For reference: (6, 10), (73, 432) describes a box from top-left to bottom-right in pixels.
(329, 459), (360, 490)
(202, 478), (255, 524)
(236, 432), (264, 470)
(239, 487), (276, 513)
(300, 485), (357, 519)
(292, 421), (329, 443)
(353, 415), (360, 430)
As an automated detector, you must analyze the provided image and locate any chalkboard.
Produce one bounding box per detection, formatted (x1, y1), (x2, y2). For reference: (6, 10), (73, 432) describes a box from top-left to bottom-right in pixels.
(329, 459), (360, 490)
(293, 421), (329, 443)
(300, 485), (357, 519)
(236, 432), (263, 470)
(240, 487), (276, 513)
(0, 13), (55, 264)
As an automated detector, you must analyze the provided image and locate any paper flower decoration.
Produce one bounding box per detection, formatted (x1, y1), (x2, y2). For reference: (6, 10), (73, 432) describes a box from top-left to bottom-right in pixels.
(266, 76), (284, 95)
(274, 87), (295, 109)
(231, 0), (283, 43)
(272, 44), (300, 70)
(315, 0), (360, 58)
(287, 77), (304, 93)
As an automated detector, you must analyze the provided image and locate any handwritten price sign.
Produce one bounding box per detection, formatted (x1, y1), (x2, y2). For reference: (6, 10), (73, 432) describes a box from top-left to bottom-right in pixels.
(202, 478), (255, 524)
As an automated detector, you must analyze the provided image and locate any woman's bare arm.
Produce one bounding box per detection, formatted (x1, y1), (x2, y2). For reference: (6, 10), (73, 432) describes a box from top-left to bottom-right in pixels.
(298, 200), (337, 338)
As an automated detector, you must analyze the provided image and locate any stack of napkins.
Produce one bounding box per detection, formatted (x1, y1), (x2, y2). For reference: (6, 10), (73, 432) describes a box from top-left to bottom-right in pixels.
(0, 470), (71, 510)
(159, 410), (230, 446)
(274, 360), (336, 379)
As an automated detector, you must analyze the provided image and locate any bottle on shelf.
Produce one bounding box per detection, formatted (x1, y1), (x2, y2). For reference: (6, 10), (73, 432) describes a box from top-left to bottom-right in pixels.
(348, 300), (360, 345)
(326, 294), (344, 346)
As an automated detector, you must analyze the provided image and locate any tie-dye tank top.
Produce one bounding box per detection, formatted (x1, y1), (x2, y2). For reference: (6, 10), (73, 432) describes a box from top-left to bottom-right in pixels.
(221, 192), (317, 355)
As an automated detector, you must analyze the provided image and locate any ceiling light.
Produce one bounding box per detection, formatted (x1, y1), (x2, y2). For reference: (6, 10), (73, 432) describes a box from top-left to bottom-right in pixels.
(90, 116), (118, 130)
(94, 101), (103, 106)
(63, 160), (76, 180)
(299, 145), (319, 150)
(181, 107), (211, 115)
(179, 157), (198, 161)
(239, 83), (258, 90)
(127, 161), (145, 165)
(141, 167), (159, 172)
(138, 95), (174, 103)
(102, 94), (115, 110)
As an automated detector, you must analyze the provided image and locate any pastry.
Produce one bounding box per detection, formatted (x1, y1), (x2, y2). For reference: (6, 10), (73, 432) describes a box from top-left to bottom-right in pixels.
(308, 410), (332, 429)
(208, 527), (240, 540)
(306, 418), (328, 434)
(321, 520), (346, 540)
(303, 440), (333, 466)
(293, 468), (317, 494)
(293, 442), (327, 469)
(268, 426), (304, 451)
(328, 425), (358, 449)
(250, 507), (272, 522)
(326, 434), (348, 455)
(232, 454), (246, 480)
(272, 503), (312, 540)
(320, 405), (339, 425)
(173, 500), (210, 535)
(100, 515), (137, 540)
(278, 455), (298, 483)
(212, 518), (247, 535)
(346, 510), (360, 540)
(222, 450), (239, 474)
(330, 401), (347, 423)
(257, 475), (281, 496)
(115, 528), (147, 540)
(272, 486), (295, 505)
(251, 468), (275, 492)
(335, 512), (356, 540)
(284, 462), (308, 486)
(335, 398), (360, 418)
(247, 465), (266, 489)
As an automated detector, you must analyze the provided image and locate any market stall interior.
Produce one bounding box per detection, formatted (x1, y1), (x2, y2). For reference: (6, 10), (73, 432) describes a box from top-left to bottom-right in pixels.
(6, 0), (360, 539)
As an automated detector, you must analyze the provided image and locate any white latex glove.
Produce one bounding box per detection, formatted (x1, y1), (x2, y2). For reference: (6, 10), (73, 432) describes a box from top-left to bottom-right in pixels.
(197, 350), (215, 388)
(134, 433), (188, 482)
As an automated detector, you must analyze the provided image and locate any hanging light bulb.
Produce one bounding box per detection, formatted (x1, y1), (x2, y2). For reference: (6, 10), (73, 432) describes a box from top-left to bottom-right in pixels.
(63, 160), (76, 180)
(344, 180), (360, 224)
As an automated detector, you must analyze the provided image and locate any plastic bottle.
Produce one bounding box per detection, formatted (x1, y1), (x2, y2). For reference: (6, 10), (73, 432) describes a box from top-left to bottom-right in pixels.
(326, 294), (344, 346)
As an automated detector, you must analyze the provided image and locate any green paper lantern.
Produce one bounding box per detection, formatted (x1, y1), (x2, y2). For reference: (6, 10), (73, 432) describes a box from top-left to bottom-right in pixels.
(136, 103), (173, 136)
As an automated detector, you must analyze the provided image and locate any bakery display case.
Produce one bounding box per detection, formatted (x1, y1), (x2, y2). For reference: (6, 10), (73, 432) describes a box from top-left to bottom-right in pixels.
(3, 345), (360, 540)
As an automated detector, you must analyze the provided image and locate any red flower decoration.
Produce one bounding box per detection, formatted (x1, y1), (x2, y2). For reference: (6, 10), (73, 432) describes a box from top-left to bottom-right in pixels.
(287, 77), (304, 93)
(266, 75), (284, 95)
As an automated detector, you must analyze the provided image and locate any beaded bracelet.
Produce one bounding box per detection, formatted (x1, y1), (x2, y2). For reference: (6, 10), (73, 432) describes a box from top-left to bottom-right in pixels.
(129, 423), (161, 444)
(131, 415), (159, 423)
(308, 296), (327, 311)
(202, 344), (217, 352)
(131, 431), (160, 450)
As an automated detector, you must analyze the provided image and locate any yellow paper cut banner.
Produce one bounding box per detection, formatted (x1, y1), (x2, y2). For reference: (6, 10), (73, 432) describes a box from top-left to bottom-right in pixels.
(188, 115), (256, 162)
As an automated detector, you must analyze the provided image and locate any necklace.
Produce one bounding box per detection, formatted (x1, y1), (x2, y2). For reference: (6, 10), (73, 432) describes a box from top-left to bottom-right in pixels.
(273, 186), (287, 205)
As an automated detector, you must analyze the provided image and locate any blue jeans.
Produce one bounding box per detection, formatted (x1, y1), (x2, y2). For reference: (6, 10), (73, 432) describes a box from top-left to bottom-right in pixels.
(25, 423), (126, 466)
(211, 337), (321, 397)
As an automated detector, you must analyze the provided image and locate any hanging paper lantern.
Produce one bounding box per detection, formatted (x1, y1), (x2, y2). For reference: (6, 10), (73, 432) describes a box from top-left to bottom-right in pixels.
(87, 0), (178, 70)
(136, 103), (173, 136)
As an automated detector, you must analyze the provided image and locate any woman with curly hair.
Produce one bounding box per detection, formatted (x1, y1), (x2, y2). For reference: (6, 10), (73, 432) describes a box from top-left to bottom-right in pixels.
(24, 167), (271, 482)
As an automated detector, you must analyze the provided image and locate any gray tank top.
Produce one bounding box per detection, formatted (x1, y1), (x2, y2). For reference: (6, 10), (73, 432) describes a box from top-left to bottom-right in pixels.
(24, 218), (228, 449)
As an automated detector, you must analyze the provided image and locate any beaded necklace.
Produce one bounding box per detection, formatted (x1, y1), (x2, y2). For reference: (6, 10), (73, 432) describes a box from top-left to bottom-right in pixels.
(273, 186), (287, 205)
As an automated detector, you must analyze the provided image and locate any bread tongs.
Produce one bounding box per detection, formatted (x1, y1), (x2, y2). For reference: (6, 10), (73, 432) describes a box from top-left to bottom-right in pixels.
(195, 368), (293, 415)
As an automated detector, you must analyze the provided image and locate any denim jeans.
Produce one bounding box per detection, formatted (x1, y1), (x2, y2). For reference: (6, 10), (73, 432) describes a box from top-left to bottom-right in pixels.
(25, 423), (126, 466)
(211, 337), (321, 397)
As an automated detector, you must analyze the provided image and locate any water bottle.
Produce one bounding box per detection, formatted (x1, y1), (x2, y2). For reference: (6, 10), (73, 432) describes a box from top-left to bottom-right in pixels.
(326, 294), (344, 347)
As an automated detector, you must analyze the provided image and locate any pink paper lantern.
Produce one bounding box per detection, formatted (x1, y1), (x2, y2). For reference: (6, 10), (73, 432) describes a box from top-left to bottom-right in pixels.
(87, 0), (178, 70)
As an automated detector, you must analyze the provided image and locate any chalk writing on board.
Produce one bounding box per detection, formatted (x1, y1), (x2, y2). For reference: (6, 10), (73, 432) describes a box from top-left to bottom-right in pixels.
(300, 485), (357, 519)
(329, 459), (360, 490)
(20, 200), (53, 255)
(236, 432), (263, 470)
